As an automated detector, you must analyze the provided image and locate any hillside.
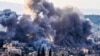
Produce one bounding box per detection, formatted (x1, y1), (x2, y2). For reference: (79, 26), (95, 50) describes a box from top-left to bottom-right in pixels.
(85, 15), (100, 25)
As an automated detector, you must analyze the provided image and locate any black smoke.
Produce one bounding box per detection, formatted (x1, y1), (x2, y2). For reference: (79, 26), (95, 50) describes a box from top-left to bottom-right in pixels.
(0, 0), (93, 50)
(0, 9), (18, 40)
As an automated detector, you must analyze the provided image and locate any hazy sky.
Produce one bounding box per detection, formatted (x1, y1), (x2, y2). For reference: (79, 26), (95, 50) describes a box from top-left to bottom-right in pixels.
(0, 0), (100, 15)
(0, 0), (23, 4)
(0, 0), (100, 9)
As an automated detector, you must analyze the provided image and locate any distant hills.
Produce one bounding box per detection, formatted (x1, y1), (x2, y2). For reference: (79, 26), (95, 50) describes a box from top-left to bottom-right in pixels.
(85, 15), (100, 34)
(85, 15), (100, 24)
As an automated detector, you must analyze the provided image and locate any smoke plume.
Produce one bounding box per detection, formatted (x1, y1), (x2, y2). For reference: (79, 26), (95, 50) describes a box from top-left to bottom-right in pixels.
(0, 0), (93, 50)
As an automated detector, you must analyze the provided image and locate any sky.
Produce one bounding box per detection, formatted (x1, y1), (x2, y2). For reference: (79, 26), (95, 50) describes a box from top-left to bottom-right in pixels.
(0, 0), (100, 15)
(0, 0), (23, 4)
(0, 0), (100, 9)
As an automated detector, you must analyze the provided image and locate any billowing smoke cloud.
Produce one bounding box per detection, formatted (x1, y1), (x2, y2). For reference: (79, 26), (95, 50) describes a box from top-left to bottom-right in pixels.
(0, 0), (93, 50)
(0, 9), (18, 40)
(15, 14), (56, 50)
